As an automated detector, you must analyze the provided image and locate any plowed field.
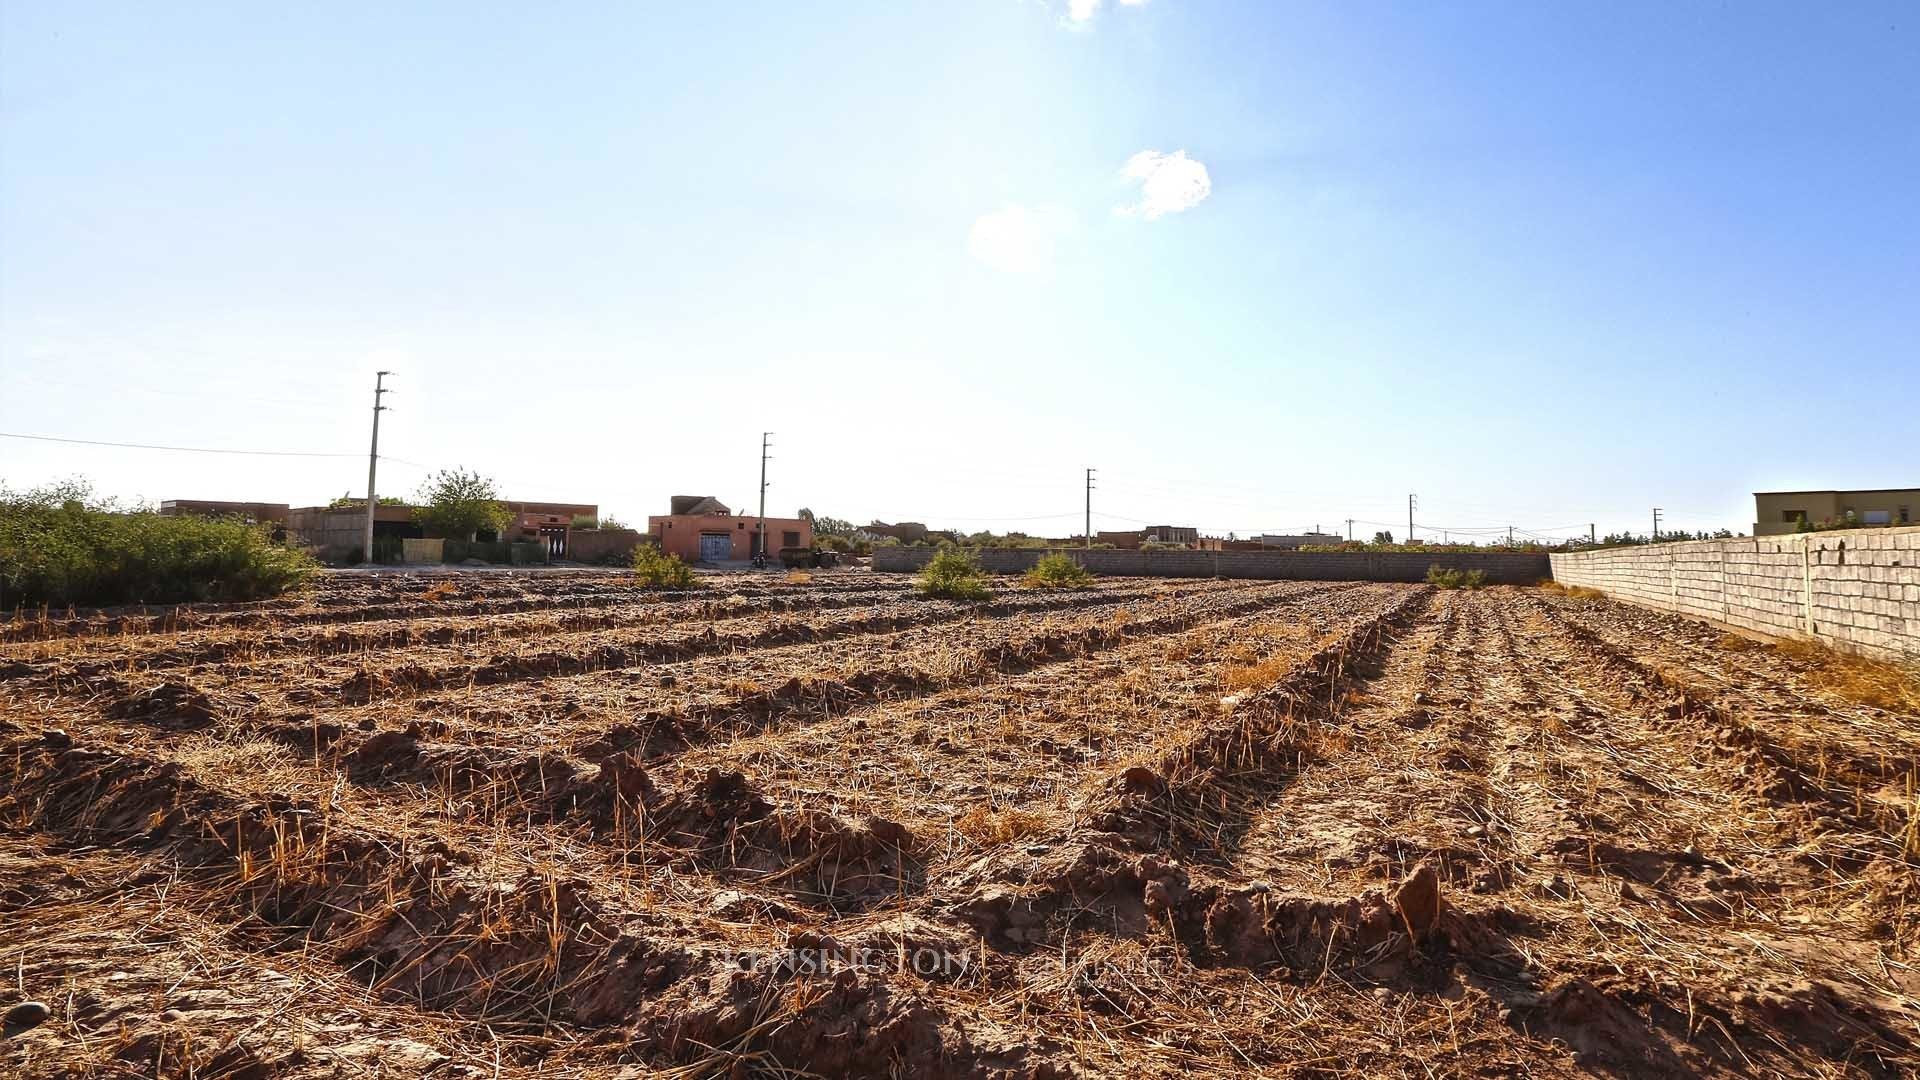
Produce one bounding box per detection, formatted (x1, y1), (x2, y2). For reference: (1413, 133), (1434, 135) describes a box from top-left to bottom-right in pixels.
(1, 570), (1915, 1078)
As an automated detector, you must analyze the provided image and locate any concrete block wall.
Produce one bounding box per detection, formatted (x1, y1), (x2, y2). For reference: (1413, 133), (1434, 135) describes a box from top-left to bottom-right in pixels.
(871, 546), (1551, 585)
(1550, 525), (1919, 662)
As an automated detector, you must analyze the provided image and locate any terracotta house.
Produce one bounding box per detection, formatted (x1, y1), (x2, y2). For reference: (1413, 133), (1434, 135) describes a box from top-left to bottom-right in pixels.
(648, 496), (812, 563)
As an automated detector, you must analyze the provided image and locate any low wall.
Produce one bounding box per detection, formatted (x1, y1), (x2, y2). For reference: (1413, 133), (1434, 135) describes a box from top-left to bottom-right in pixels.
(1550, 526), (1919, 661)
(870, 546), (1550, 585)
(401, 538), (444, 565)
(567, 529), (643, 565)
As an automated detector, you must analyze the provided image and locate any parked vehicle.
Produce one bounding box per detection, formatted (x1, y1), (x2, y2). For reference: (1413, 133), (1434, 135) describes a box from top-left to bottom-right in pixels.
(779, 547), (839, 568)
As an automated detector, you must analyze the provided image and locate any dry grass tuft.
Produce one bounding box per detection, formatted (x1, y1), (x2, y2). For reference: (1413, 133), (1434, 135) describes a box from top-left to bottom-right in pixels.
(1774, 638), (1920, 713)
(1221, 655), (1294, 691)
(1902, 773), (1920, 861)
(785, 570), (813, 585)
(1540, 580), (1605, 600)
(953, 805), (1049, 845)
(421, 580), (458, 603)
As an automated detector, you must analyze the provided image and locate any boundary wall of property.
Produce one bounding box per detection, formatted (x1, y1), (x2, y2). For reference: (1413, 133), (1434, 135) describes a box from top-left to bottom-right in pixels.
(1549, 525), (1919, 661)
(566, 529), (644, 565)
(871, 546), (1551, 585)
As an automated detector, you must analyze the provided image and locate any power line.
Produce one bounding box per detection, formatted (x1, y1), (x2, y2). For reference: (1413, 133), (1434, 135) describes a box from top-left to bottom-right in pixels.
(0, 430), (359, 458)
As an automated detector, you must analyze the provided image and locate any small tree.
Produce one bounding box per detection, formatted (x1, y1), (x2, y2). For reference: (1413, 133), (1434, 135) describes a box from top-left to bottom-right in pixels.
(917, 548), (991, 600)
(413, 468), (512, 542)
(633, 544), (697, 588)
(1373, 530), (1394, 545)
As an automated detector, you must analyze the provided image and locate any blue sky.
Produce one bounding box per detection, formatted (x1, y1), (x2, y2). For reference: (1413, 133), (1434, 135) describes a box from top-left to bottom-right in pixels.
(3, 1), (1915, 541)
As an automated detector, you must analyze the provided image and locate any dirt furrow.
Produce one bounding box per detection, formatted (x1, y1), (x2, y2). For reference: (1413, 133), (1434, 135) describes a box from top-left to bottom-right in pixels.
(0, 730), (1068, 1076)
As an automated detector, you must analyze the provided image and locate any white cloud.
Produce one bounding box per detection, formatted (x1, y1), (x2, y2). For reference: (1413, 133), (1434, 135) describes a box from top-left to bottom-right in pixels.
(967, 204), (1073, 274)
(1116, 149), (1211, 220)
(1065, 0), (1144, 25)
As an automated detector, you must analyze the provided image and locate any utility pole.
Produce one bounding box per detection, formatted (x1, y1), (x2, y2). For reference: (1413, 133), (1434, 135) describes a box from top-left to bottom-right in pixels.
(1652, 507), (1663, 542)
(757, 432), (772, 560)
(1589, 523), (1596, 546)
(1408, 494), (1417, 544)
(362, 371), (392, 565)
(1084, 468), (1097, 549)
(1507, 525), (1514, 546)
(1345, 518), (1354, 542)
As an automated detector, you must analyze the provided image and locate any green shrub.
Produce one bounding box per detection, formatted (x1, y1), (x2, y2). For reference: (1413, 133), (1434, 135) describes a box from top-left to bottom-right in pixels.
(632, 544), (697, 588)
(0, 480), (316, 608)
(1023, 552), (1093, 589)
(917, 547), (991, 600)
(1425, 565), (1489, 590)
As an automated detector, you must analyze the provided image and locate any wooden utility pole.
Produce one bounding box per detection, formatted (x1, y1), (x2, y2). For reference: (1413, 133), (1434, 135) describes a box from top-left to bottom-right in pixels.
(1408, 494), (1417, 544)
(362, 371), (392, 565)
(1652, 508), (1663, 542)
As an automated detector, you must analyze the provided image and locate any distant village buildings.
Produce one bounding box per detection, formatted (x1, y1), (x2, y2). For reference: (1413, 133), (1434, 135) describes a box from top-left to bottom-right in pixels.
(648, 496), (813, 563)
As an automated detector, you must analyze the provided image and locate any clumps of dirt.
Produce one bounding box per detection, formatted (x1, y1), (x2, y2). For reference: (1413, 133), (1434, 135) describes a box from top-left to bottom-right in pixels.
(1493, 968), (1914, 1079)
(733, 808), (924, 905)
(1728, 977), (1915, 1068)
(338, 663), (434, 705)
(342, 728), (583, 808)
(631, 963), (1067, 1079)
(580, 672), (926, 761)
(340, 873), (691, 1025)
(104, 679), (222, 730)
(642, 766), (776, 849)
(573, 763), (923, 905)
(0, 735), (707, 1030)
(1513, 974), (1700, 1076)
(260, 713), (354, 752)
(955, 841), (1506, 982)
(343, 727), (426, 779)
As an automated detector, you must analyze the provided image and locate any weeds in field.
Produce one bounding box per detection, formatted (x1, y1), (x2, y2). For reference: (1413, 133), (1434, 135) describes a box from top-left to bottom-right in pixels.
(1425, 565), (1487, 590)
(785, 570), (813, 585)
(917, 548), (991, 601)
(1773, 637), (1920, 713)
(1540, 580), (1605, 599)
(422, 580), (458, 603)
(633, 545), (698, 589)
(1022, 553), (1094, 590)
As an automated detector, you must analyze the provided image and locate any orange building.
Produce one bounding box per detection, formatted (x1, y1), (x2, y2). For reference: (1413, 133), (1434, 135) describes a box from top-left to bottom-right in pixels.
(648, 496), (812, 563)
